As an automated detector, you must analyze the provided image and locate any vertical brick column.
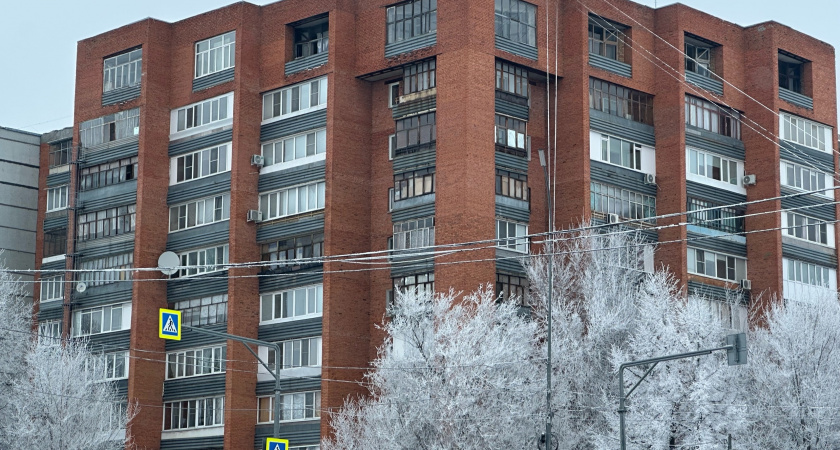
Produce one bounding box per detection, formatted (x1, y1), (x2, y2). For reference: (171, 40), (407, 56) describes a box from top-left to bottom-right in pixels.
(224, 4), (263, 449)
(321, 6), (373, 439)
(125, 20), (173, 450)
(433, 0), (497, 295)
(651, 8), (688, 283)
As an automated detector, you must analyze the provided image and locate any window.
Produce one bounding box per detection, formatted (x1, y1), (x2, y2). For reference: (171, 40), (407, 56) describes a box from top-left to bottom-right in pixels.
(393, 217), (434, 250)
(588, 16), (625, 61)
(262, 129), (326, 167)
(174, 94), (232, 133)
(496, 273), (527, 305)
(778, 52), (804, 93)
(590, 181), (656, 223)
(598, 135), (642, 171)
(386, 0), (437, 44)
(294, 18), (328, 59)
(77, 205), (136, 241)
(781, 112), (830, 152)
(257, 391), (321, 423)
(43, 229), (67, 259)
(262, 77), (328, 122)
(684, 39), (712, 78)
(168, 194), (230, 232)
(79, 108), (140, 148)
(259, 182), (326, 221)
(71, 303), (131, 337)
(103, 48), (142, 93)
(393, 273), (434, 296)
(260, 285), (323, 322)
(88, 351), (129, 381)
(687, 198), (744, 233)
(46, 185), (68, 212)
(495, 114), (527, 157)
(403, 59), (436, 95)
(49, 140), (71, 168)
(38, 320), (62, 346)
(687, 248), (747, 282)
(195, 31), (235, 79)
(80, 157), (138, 191)
(495, 0), (536, 47)
(40, 276), (63, 302)
(496, 219), (528, 253)
(77, 253), (133, 287)
(782, 162), (829, 196)
(589, 78), (653, 125)
(394, 168), (435, 201)
(388, 82), (401, 108)
(496, 169), (529, 201)
(267, 337), (322, 371)
(261, 233), (324, 270)
(175, 245), (229, 278)
(495, 61), (529, 98)
(172, 144), (230, 184)
(785, 212), (829, 245)
(166, 345), (227, 379)
(163, 396), (224, 431)
(786, 259), (832, 288)
(394, 112), (436, 155)
(685, 96), (741, 139)
(173, 295), (228, 327)
(688, 149), (740, 185)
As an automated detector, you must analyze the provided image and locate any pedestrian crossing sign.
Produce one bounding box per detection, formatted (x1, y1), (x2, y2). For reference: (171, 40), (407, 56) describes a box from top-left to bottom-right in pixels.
(159, 309), (181, 340)
(265, 438), (289, 450)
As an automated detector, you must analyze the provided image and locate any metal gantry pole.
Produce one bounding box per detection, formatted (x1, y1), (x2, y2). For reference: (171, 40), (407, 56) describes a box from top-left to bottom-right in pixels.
(183, 325), (284, 440)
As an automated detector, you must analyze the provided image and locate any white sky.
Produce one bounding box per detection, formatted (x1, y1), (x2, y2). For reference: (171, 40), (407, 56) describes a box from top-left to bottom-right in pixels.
(0, 0), (837, 134)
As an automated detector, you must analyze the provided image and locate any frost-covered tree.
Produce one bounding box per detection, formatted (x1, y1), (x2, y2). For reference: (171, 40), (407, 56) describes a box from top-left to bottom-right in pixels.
(734, 292), (840, 449)
(0, 259), (135, 449)
(324, 286), (543, 450)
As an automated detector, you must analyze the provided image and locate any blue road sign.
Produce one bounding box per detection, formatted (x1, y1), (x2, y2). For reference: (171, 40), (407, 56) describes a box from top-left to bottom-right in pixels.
(266, 438), (289, 450)
(159, 309), (181, 340)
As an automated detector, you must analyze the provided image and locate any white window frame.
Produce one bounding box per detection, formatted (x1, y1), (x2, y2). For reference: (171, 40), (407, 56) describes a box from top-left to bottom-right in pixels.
(71, 302), (132, 337)
(103, 48), (142, 93)
(260, 284), (323, 324)
(261, 336), (322, 373)
(783, 257), (837, 303)
(46, 185), (69, 212)
(257, 391), (321, 424)
(782, 212), (834, 247)
(780, 161), (833, 197)
(393, 216), (435, 250)
(496, 219), (529, 253)
(780, 112), (833, 153)
(88, 351), (129, 381)
(163, 396), (224, 431)
(589, 130), (656, 175)
(38, 320), (62, 346)
(262, 77), (328, 123)
(686, 248), (747, 282)
(388, 82), (400, 108)
(686, 148), (746, 194)
(169, 143), (232, 185)
(170, 93), (234, 139)
(259, 181), (326, 221)
(169, 194), (231, 233)
(166, 345), (227, 380)
(40, 276), (64, 302)
(194, 31), (235, 79)
(260, 128), (326, 174)
(77, 253), (133, 287)
(176, 245), (229, 278)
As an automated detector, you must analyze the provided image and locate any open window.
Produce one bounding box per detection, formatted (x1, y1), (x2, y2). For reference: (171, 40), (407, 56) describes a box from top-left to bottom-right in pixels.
(778, 51), (807, 94)
(293, 15), (329, 60)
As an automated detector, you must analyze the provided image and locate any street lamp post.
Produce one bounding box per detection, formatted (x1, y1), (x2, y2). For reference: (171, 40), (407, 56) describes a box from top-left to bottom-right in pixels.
(538, 149), (554, 450)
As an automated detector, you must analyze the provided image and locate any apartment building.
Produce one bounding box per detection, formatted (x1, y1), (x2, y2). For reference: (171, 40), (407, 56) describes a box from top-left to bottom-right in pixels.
(33, 0), (837, 448)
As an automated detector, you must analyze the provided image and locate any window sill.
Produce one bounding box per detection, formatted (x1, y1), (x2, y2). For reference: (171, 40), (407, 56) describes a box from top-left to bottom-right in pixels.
(39, 297), (63, 303)
(260, 104), (327, 127)
(784, 234), (834, 249)
(165, 371), (226, 382)
(259, 153), (325, 176)
(48, 165), (70, 175)
(42, 254), (66, 264)
(161, 426), (224, 440)
(169, 219), (230, 235)
(259, 313), (322, 326)
(257, 418), (320, 426)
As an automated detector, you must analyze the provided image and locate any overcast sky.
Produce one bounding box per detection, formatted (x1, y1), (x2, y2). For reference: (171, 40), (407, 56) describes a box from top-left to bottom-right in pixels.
(0, 0), (837, 134)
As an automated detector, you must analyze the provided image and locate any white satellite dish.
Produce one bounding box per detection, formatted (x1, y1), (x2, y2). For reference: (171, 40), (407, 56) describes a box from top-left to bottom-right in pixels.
(158, 251), (180, 276)
(76, 282), (87, 293)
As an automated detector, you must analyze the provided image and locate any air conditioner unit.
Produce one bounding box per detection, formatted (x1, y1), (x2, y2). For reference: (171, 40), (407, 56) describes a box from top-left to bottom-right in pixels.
(607, 213), (621, 224)
(644, 173), (656, 185)
(740, 279), (752, 290)
(246, 210), (263, 222)
(742, 174), (756, 186)
(251, 154), (265, 167)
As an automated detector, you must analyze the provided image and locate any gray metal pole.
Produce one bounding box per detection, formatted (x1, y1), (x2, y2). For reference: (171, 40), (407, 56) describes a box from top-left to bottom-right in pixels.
(539, 150), (553, 450)
(619, 367), (626, 450)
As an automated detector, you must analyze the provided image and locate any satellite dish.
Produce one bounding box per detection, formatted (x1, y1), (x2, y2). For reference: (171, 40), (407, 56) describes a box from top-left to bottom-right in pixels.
(76, 282), (87, 293)
(158, 251), (180, 276)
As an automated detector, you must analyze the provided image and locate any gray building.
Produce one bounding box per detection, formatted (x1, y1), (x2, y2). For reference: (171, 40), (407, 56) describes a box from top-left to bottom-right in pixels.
(0, 126), (41, 301)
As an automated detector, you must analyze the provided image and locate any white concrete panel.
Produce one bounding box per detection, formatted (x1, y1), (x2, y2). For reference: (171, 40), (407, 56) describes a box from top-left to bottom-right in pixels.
(0, 183), (38, 209)
(0, 205), (37, 230)
(0, 161), (39, 188)
(0, 226), (36, 253)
